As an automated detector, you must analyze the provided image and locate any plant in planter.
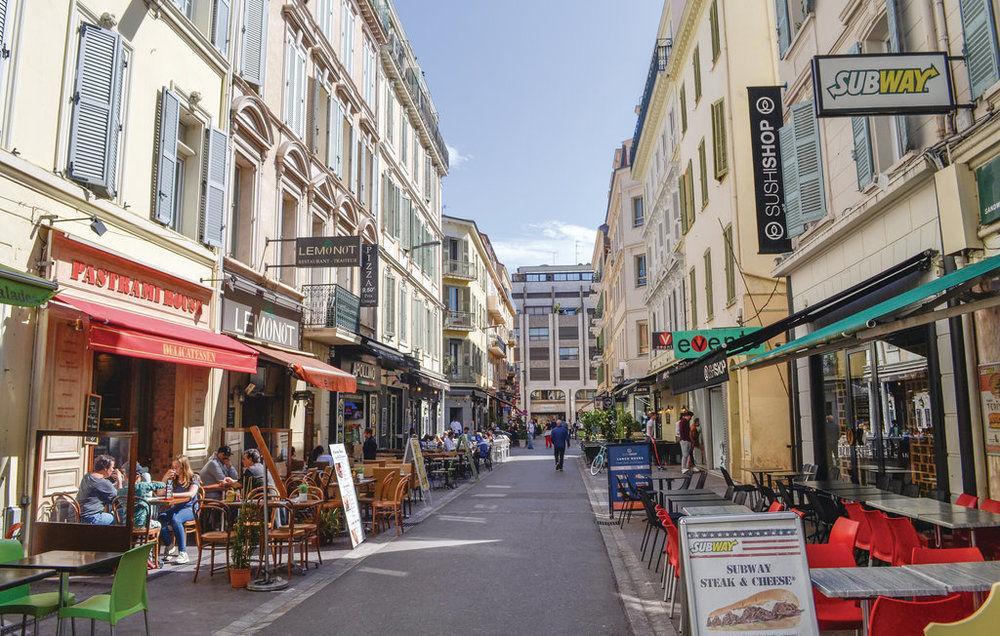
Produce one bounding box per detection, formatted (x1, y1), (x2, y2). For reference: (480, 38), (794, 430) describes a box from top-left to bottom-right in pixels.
(612, 406), (637, 442)
(317, 506), (344, 545)
(228, 501), (259, 589)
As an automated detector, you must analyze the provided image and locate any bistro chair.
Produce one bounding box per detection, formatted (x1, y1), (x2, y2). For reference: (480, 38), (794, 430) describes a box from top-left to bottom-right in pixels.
(719, 466), (755, 503)
(864, 510), (896, 565)
(661, 525), (681, 616)
(0, 539), (75, 634)
(979, 498), (1000, 514)
(885, 515), (927, 566)
(956, 493), (979, 509)
(293, 485), (325, 567)
(691, 470), (707, 489)
(638, 490), (665, 565)
(843, 501), (873, 557)
(676, 473), (693, 491)
(193, 500), (231, 582)
(826, 517), (860, 552)
(766, 501), (786, 512)
(372, 478), (409, 536)
(924, 582), (1000, 635)
(267, 498), (308, 579)
(867, 594), (970, 636)
(47, 493), (81, 523)
(57, 543), (155, 635)
(804, 543), (863, 632)
(912, 547), (984, 613)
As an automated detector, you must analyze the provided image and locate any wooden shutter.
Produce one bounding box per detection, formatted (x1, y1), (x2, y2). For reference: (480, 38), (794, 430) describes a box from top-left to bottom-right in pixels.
(211, 0), (230, 55)
(775, 0), (791, 56)
(849, 43), (875, 190)
(693, 46), (702, 101)
(791, 101), (826, 228)
(240, 0), (267, 85)
(679, 174), (689, 234)
(698, 139), (708, 207)
(884, 3), (909, 153)
(67, 24), (124, 198)
(200, 127), (228, 247)
(779, 122), (801, 236)
(709, 0), (720, 62)
(711, 99), (727, 179)
(680, 85), (687, 132)
(684, 161), (696, 228)
(153, 89), (180, 225)
(961, 0), (1000, 98)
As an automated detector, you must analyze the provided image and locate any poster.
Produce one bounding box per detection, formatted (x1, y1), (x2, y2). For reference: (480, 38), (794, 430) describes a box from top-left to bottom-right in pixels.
(403, 438), (432, 496)
(979, 364), (1000, 455)
(606, 442), (651, 515)
(680, 512), (818, 635)
(330, 443), (366, 548)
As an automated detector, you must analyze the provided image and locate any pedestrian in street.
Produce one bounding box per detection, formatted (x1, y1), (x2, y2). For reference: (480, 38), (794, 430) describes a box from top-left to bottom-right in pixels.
(677, 411), (694, 473)
(526, 419), (535, 449)
(544, 420), (553, 449)
(363, 427), (379, 460)
(551, 419), (569, 471)
(690, 417), (704, 470)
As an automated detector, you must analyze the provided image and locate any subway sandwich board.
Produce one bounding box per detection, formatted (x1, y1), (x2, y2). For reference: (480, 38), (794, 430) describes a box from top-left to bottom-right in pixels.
(679, 512), (818, 635)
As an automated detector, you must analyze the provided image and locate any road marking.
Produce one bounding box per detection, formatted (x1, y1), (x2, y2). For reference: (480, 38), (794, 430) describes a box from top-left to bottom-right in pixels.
(471, 493), (507, 498)
(357, 566), (409, 577)
(485, 485), (511, 489)
(436, 515), (487, 523)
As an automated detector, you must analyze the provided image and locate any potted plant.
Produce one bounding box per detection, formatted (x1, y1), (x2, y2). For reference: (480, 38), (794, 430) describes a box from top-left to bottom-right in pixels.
(612, 406), (637, 442)
(580, 410), (608, 463)
(317, 506), (344, 545)
(229, 500), (258, 589)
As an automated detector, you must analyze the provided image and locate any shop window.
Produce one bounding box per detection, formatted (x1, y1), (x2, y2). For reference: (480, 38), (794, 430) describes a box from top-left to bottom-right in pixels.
(775, 0), (812, 57)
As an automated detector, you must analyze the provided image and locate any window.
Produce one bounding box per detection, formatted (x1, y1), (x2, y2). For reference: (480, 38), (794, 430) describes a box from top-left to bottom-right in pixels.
(962, 0), (1000, 98)
(723, 224), (736, 305)
(698, 139), (708, 208)
(362, 39), (376, 107)
(692, 46), (702, 101)
(529, 327), (549, 340)
(635, 254), (647, 287)
(637, 321), (649, 356)
(631, 196), (645, 226)
(709, 0), (721, 62)
(680, 161), (695, 233)
(775, 0), (811, 57)
(399, 284), (408, 344)
(241, 0), (267, 85)
(316, 0), (334, 41)
(229, 160), (255, 263)
(779, 101), (826, 237)
(679, 84), (688, 133)
(424, 156), (432, 200)
(170, 0), (228, 52)
(711, 99), (727, 179)
(689, 268), (698, 327)
(284, 36), (307, 139)
(340, 2), (355, 75)
(558, 347), (579, 361)
(704, 249), (714, 321)
(383, 274), (396, 336)
(385, 86), (395, 143)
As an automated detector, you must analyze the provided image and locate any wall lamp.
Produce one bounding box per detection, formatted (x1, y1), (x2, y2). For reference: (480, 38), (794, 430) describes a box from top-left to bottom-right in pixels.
(36, 214), (107, 237)
(403, 240), (441, 256)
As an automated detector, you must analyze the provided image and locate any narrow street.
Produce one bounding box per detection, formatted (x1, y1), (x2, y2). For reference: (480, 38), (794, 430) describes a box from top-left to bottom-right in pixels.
(262, 444), (630, 635)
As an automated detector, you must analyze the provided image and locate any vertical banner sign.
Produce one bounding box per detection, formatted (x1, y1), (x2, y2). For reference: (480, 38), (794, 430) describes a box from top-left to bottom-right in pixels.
(747, 86), (791, 254)
(606, 442), (651, 515)
(680, 512), (818, 635)
(329, 443), (366, 548)
(403, 437), (433, 496)
(359, 243), (379, 307)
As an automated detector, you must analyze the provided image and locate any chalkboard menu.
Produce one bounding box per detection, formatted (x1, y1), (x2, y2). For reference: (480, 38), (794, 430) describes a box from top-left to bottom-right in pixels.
(84, 393), (102, 445)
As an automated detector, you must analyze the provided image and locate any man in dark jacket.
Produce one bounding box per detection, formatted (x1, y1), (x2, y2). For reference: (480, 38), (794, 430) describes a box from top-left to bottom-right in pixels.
(363, 428), (378, 460)
(551, 421), (569, 471)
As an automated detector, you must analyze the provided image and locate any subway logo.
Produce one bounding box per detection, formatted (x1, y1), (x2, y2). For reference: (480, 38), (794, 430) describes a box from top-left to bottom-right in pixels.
(827, 65), (940, 99)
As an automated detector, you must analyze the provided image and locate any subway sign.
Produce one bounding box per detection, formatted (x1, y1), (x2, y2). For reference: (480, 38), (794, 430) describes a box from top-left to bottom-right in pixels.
(671, 328), (764, 359)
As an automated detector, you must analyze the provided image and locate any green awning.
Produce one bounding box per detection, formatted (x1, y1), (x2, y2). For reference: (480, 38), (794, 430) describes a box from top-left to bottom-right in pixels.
(736, 254), (1000, 369)
(0, 264), (57, 307)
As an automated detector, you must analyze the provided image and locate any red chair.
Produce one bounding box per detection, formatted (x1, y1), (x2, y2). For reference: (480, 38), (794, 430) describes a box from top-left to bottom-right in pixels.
(955, 493), (979, 509)
(767, 501), (785, 512)
(911, 547), (985, 613)
(980, 498), (1000, 513)
(662, 525), (682, 616)
(885, 515), (927, 566)
(864, 509), (895, 564)
(827, 517), (860, 551)
(843, 501), (873, 554)
(867, 594), (971, 636)
(805, 543), (863, 631)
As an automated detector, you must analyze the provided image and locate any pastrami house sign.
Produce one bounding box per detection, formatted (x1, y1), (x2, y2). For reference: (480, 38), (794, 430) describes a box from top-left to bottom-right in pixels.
(70, 260), (204, 315)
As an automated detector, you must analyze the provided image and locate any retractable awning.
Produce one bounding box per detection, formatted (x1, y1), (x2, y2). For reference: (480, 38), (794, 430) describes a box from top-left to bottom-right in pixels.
(250, 343), (356, 393)
(0, 264), (57, 307)
(737, 254), (1000, 370)
(54, 294), (257, 373)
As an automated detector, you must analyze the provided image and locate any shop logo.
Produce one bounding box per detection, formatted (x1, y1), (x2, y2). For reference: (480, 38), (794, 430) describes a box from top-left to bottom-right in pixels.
(827, 65), (940, 99)
(689, 539), (738, 554)
(691, 335), (709, 353)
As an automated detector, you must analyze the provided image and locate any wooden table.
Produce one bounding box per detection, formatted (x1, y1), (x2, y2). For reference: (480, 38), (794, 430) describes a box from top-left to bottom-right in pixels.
(680, 504), (752, 516)
(0, 567), (57, 591)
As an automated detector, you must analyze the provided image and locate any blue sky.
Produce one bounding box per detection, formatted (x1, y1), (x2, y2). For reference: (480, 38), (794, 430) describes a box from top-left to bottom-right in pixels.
(394, 0), (663, 270)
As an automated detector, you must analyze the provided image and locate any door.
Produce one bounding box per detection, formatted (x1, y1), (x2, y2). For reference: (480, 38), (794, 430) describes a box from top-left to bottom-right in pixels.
(708, 387), (727, 471)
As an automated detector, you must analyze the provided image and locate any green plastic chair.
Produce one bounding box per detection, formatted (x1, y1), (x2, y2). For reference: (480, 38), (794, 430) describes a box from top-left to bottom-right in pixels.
(57, 542), (153, 635)
(0, 538), (75, 634)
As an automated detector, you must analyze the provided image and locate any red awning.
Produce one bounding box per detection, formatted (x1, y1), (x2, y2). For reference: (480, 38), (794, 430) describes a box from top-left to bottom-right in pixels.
(54, 294), (258, 373)
(249, 343), (357, 393)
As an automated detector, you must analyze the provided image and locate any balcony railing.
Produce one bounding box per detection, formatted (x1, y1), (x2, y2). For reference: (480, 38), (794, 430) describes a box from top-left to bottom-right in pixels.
(443, 258), (475, 278)
(631, 39), (671, 163)
(444, 309), (474, 329)
(448, 368), (481, 384)
(491, 334), (507, 356)
(302, 284), (361, 333)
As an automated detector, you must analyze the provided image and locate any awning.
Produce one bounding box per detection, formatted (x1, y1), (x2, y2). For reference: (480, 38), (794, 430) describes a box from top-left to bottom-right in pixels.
(54, 294), (257, 373)
(0, 264), (57, 307)
(737, 253), (1000, 370)
(361, 337), (417, 369)
(250, 343), (356, 393)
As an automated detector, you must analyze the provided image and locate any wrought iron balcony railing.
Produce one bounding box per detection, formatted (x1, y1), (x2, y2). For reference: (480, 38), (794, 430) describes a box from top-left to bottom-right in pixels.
(302, 284), (361, 333)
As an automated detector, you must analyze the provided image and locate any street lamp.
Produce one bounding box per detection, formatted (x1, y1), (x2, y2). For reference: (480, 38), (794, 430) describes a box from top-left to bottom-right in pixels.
(403, 240), (441, 256)
(34, 213), (107, 238)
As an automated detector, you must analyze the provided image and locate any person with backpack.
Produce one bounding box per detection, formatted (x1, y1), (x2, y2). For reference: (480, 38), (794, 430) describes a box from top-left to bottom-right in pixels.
(689, 417), (704, 471)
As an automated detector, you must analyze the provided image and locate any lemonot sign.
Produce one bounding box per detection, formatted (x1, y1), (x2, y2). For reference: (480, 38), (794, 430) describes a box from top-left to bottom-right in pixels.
(812, 53), (954, 117)
(671, 328), (764, 359)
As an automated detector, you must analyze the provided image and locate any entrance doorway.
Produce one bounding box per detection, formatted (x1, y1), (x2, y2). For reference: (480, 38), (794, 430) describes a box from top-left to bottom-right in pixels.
(708, 387), (727, 471)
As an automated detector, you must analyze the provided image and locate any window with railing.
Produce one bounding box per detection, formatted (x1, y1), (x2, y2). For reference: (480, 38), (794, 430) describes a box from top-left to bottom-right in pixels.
(302, 284), (360, 333)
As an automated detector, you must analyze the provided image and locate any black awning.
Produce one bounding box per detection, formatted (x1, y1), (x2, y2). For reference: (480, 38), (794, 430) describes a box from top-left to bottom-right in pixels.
(670, 352), (729, 394)
(361, 337), (409, 369)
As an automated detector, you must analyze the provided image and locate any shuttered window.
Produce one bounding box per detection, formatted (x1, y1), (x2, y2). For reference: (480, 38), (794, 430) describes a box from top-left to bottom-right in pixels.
(885, 0), (909, 154)
(961, 0), (1000, 99)
(711, 98), (727, 179)
(680, 84), (687, 133)
(848, 43), (874, 190)
(199, 127), (228, 247)
(698, 139), (708, 208)
(383, 274), (396, 336)
(693, 46), (702, 102)
(329, 96), (343, 176)
(779, 101), (826, 237)
(709, 0), (720, 62)
(316, 0), (334, 40)
(775, 0), (791, 56)
(704, 249), (713, 321)
(284, 37), (307, 138)
(341, 2), (355, 74)
(68, 24), (125, 198)
(684, 160), (696, 231)
(399, 285), (408, 343)
(211, 0), (230, 54)
(240, 0), (267, 85)
(689, 268), (698, 327)
(153, 89), (181, 225)
(723, 224), (735, 304)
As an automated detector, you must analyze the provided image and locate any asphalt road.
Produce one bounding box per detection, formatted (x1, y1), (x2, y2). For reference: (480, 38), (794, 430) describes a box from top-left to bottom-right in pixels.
(262, 442), (631, 635)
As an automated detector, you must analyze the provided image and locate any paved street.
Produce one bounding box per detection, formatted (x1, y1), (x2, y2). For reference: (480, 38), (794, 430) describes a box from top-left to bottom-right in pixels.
(262, 443), (630, 635)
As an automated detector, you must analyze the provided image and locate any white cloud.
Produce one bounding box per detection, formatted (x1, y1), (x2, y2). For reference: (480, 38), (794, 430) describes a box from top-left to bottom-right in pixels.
(445, 144), (473, 168)
(492, 220), (599, 270)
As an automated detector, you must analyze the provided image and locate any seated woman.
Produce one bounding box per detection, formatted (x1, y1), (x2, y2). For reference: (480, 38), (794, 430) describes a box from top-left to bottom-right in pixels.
(117, 465), (165, 530)
(157, 455), (200, 565)
(240, 448), (272, 491)
(77, 454), (124, 525)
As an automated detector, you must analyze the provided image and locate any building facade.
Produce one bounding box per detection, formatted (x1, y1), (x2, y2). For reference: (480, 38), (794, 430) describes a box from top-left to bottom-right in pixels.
(512, 264), (598, 423)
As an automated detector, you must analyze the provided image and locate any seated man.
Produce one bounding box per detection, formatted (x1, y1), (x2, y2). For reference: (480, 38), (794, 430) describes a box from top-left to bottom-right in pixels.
(77, 454), (123, 525)
(442, 431), (457, 452)
(199, 445), (238, 500)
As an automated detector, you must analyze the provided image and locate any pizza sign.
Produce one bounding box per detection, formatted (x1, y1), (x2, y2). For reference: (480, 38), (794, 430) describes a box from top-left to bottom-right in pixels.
(671, 328), (765, 359)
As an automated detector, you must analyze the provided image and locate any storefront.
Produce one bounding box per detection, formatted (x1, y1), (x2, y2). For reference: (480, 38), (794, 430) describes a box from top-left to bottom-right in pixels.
(331, 348), (381, 449)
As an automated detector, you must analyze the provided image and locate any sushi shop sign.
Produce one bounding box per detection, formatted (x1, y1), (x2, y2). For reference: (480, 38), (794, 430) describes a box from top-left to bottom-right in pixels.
(680, 512), (818, 635)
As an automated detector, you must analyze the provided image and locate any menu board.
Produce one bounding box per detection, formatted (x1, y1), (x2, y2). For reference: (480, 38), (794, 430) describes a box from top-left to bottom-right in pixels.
(979, 364), (1000, 455)
(330, 443), (366, 548)
(606, 443), (651, 515)
(403, 438), (432, 496)
(679, 512), (818, 635)
(84, 393), (101, 445)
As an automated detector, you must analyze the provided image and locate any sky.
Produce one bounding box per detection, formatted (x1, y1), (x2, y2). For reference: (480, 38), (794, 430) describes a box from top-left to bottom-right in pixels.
(394, 0), (663, 271)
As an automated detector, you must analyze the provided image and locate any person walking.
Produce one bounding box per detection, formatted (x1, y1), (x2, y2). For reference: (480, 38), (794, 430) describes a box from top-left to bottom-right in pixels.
(526, 419), (535, 449)
(644, 411), (663, 468)
(677, 411), (694, 473)
(544, 420), (553, 449)
(551, 419), (569, 471)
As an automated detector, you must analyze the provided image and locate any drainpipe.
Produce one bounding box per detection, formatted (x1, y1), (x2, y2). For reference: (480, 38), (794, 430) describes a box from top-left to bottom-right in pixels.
(930, 0), (955, 135)
(786, 277), (801, 470)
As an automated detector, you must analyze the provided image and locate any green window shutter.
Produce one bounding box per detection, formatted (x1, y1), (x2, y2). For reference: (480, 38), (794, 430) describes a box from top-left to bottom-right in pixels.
(775, 0), (791, 56)
(723, 225), (735, 304)
(711, 99), (727, 179)
(710, 0), (720, 62)
(698, 140), (708, 208)
(680, 85), (687, 133)
(689, 268), (698, 327)
(704, 249), (713, 320)
(153, 88), (180, 226)
(679, 174), (689, 235)
(693, 46), (702, 101)
(67, 24), (124, 198)
(199, 127), (228, 247)
(778, 122), (801, 237)
(686, 162), (696, 227)
(851, 113), (874, 190)
(961, 0), (1000, 99)
(791, 101), (826, 228)
(885, 0), (909, 153)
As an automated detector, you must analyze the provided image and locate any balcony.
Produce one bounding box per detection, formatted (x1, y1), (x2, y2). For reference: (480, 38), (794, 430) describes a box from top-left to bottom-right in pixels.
(447, 368), (482, 385)
(487, 294), (504, 325)
(444, 309), (474, 331)
(631, 39), (671, 163)
(384, 32), (449, 170)
(443, 258), (475, 280)
(489, 334), (507, 358)
(302, 284), (362, 345)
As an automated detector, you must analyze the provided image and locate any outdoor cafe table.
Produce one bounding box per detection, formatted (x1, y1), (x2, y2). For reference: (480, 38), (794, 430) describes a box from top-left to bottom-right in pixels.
(659, 490), (729, 512)
(864, 496), (1000, 546)
(903, 561), (1000, 597)
(0, 567), (57, 591)
(651, 475), (681, 491)
(680, 504), (752, 516)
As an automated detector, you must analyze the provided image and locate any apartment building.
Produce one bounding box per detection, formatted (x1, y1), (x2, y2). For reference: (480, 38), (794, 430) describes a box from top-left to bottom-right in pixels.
(592, 141), (651, 420)
(441, 216), (515, 428)
(630, 0), (790, 475)
(512, 265), (598, 423)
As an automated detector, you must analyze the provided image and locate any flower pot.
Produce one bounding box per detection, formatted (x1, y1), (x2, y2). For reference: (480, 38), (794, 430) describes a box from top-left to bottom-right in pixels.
(229, 567), (251, 589)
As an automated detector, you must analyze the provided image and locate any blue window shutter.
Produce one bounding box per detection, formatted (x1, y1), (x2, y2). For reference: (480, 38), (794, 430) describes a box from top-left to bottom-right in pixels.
(779, 122), (801, 237)
(67, 24), (123, 198)
(849, 44), (875, 189)
(153, 89), (180, 226)
(775, 0), (791, 56)
(962, 0), (1000, 99)
(885, 1), (910, 152)
(240, 0), (267, 85)
(211, 0), (230, 55)
(791, 101), (826, 228)
(200, 127), (228, 247)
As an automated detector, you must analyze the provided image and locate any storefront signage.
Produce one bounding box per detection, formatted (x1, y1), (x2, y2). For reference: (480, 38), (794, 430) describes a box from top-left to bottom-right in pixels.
(671, 328), (764, 359)
(978, 364), (1000, 455)
(670, 352), (730, 394)
(329, 443), (365, 548)
(680, 512), (818, 635)
(0, 266), (57, 307)
(653, 331), (673, 349)
(976, 154), (1000, 226)
(606, 443), (651, 515)
(222, 294), (301, 349)
(84, 393), (102, 445)
(747, 86), (791, 254)
(359, 243), (379, 307)
(295, 236), (361, 268)
(69, 259), (204, 316)
(351, 361), (379, 389)
(812, 53), (954, 117)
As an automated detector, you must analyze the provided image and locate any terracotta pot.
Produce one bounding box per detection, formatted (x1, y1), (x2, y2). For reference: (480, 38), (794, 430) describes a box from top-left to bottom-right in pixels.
(229, 568), (251, 589)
